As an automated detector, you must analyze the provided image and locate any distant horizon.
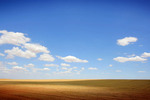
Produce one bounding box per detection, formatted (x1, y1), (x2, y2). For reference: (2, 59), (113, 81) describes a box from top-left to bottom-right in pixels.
(0, 78), (150, 80)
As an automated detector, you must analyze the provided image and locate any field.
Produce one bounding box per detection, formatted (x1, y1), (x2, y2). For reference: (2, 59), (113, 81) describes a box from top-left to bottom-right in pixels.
(0, 79), (150, 100)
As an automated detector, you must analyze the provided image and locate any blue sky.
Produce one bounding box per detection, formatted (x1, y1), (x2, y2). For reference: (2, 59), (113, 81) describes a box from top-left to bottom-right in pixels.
(0, 0), (150, 79)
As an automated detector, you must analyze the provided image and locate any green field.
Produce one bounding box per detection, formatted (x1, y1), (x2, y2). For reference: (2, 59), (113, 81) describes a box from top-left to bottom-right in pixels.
(0, 79), (150, 100)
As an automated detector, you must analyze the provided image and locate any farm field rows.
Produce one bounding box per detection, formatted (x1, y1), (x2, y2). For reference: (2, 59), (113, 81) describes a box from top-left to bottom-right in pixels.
(0, 79), (150, 100)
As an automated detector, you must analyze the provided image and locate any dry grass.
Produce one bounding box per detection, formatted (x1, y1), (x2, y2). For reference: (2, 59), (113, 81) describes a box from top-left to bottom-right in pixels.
(0, 79), (150, 100)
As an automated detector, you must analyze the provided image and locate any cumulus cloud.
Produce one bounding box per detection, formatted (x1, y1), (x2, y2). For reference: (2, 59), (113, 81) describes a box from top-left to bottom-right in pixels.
(24, 63), (34, 67)
(73, 67), (77, 69)
(0, 30), (53, 61)
(141, 52), (150, 58)
(61, 63), (70, 67)
(5, 47), (36, 59)
(81, 67), (85, 70)
(127, 54), (136, 57)
(109, 64), (112, 67)
(44, 64), (59, 67)
(0, 61), (9, 73)
(1, 62), (25, 73)
(12, 66), (27, 71)
(43, 68), (50, 71)
(24, 43), (49, 53)
(117, 37), (138, 46)
(0, 53), (5, 56)
(138, 71), (145, 73)
(88, 67), (98, 70)
(7, 62), (18, 65)
(113, 56), (147, 63)
(97, 58), (102, 61)
(54, 66), (82, 75)
(56, 70), (71, 74)
(39, 53), (55, 62)
(0, 61), (5, 69)
(0, 30), (30, 46)
(62, 67), (68, 70)
(76, 67), (85, 74)
(57, 55), (88, 63)
(32, 67), (50, 72)
(55, 67), (73, 74)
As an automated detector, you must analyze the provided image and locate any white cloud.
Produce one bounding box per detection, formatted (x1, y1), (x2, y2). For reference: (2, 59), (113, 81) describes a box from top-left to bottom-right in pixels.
(0, 30), (53, 61)
(73, 67), (77, 69)
(24, 63), (34, 67)
(81, 67), (85, 70)
(0, 61), (9, 73)
(24, 43), (49, 53)
(54, 67), (73, 74)
(5, 47), (36, 59)
(32, 67), (50, 72)
(62, 67), (68, 70)
(56, 70), (71, 74)
(12, 66), (27, 71)
(0, 53), (5, 56)
(76, 67), (85, 74)
(54, 66), (82, 75)
(7, 62), (18, 65)
(127, 54), (136, 57)
(44, 64), (59, 67)
(109, 64), (112, 67)
(43, 68), (50, 71)
(61, 63), (70, 67)
(57, 55), (88, 63)
(117, 37), (138, 46)
(141, 52), (150, 58)
(0, 30), (30, 46)
(113, 56), (147, 63)
(39, 53), (55, 62)
(138, 71), (145, 73)
(88, 67), (98, 70)
(1, 62), (26, 73)
(97, 58), (102, 61)
(0, 61), (5, 69)
(116, 70), (122, 72)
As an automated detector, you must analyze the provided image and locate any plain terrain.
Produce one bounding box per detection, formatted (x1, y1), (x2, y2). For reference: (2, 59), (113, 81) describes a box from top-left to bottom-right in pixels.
(0, 79), (150, 100)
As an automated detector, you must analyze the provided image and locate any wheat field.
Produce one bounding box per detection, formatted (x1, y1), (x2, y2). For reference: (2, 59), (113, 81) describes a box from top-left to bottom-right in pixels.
(0, 79), (150, 100)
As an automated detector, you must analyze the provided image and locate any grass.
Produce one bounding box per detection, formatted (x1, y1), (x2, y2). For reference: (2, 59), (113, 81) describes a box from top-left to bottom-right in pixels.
(0, 79), (150, 100)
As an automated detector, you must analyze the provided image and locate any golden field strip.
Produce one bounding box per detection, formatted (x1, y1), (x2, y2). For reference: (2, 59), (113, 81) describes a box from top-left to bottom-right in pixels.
(0, 79), (150, 100)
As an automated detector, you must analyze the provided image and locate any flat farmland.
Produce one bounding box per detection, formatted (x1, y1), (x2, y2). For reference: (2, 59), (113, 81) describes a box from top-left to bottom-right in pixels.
(0, 79), (150, 100)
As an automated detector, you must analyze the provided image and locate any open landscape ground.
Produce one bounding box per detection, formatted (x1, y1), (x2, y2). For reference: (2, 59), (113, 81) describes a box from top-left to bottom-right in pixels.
(0, 79), (150, 100)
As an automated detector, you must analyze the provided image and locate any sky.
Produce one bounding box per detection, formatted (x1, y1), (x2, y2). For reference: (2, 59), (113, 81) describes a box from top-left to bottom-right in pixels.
(0, 0), (150, 79)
